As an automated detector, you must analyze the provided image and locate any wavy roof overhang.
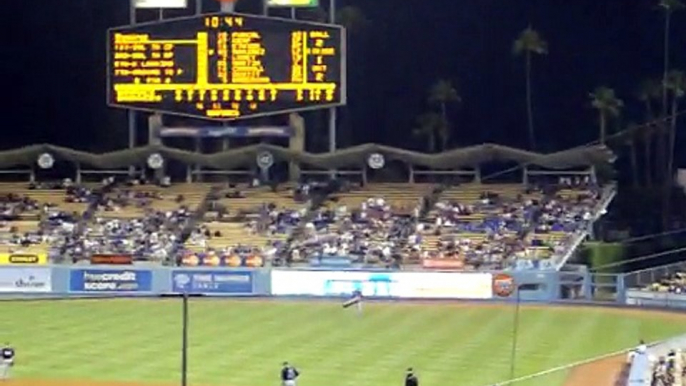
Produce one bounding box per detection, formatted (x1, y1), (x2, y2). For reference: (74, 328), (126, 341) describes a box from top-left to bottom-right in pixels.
(0, 143), (615, 171)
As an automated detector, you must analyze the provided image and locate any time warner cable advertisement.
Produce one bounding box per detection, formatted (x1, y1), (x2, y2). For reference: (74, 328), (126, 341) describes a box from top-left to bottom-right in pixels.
(171, 270), (253, 295)
(69, 270), (153, 292)
(271, 270), (494, 299)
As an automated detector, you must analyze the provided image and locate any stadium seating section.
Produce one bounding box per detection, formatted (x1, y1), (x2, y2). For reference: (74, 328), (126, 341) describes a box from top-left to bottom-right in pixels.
(0, 179), (609, 270)
(0, 182), (94, 255)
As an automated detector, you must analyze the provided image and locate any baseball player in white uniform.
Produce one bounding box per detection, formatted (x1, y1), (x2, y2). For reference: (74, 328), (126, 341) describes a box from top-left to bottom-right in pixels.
(0, 343), (15, 380)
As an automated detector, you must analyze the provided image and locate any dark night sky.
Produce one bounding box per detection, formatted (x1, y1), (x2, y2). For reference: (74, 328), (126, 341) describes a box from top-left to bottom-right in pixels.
(4, 0), (686, 162)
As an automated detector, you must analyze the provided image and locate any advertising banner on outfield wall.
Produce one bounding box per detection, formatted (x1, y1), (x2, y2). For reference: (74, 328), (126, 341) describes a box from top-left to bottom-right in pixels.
(271, 270), (493, 299)
(90, 254), (133, 265)
(0, 253), (48, 265)
(0, 267), (51, 293)
(171, 270), (254, 295)
(69, 270), (153, 292)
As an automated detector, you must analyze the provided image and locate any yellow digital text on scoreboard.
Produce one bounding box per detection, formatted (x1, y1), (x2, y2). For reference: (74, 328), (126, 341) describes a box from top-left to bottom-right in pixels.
(108, 14), (343, 119)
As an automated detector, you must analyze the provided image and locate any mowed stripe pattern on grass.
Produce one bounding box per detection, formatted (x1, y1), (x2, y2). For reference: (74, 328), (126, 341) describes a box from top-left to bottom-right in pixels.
(0, 299), (683, 386)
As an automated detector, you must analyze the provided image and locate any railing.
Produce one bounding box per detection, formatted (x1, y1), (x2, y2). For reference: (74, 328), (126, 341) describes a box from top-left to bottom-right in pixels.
(624, 260), (686, 289)
(553, 183), (617, 270)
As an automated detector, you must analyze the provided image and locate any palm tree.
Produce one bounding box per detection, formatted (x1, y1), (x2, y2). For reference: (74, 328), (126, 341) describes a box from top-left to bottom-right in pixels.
(666, 70), (685, 178)
(657, 0), (684, 185)
(590, 87), (624, 145)
(413, 112), (443, 153)
(637, 78), (662, 119)
(428, 79), (461, 150)
(636, 78), (662, 186)
(659, 0), (684, 116)
(513, 26), (548, 150)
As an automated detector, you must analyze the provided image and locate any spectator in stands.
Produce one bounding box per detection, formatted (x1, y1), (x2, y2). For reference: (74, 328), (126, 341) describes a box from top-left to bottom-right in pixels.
(645, 273), (686, 293)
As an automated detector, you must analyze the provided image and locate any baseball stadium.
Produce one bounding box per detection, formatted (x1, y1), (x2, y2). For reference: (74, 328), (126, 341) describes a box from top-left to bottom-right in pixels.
(4, 1), (686, 386)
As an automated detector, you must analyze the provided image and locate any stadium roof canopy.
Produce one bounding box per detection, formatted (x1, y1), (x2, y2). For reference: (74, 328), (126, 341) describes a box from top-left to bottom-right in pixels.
(0, 143), (615, 170)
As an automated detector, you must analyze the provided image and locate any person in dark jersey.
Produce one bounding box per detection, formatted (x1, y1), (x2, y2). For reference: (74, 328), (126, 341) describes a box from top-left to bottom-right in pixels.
(281, 361), (299, 386)
(405, 368), (418, 386)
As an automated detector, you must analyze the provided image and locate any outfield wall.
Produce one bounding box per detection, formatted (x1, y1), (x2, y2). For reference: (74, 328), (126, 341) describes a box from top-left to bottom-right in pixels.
(0, 265), (571, 301)
(2, 264), (676, 307)
(625, 290), (686, 309)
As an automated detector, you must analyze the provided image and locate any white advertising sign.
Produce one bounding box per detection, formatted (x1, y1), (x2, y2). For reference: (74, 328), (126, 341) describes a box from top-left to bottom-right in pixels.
(271, 270), (493, 299)
(0, 268), (52, 293)
(135, 0), (188, 9)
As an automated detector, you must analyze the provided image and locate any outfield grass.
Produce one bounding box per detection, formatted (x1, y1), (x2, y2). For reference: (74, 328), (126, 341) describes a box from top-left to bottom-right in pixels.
(0, 299), (683, 386)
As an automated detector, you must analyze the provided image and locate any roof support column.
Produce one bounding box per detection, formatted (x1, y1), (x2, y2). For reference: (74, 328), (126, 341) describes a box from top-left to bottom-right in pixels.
(194, 138), (202, 183)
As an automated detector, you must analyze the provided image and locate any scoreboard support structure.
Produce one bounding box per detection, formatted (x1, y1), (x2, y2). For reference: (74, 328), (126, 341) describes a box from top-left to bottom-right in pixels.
(124, 0), (205, 178)
(128, 0), (137, 177)
(328, 0), (337, 177)
(118, 0), (344, 179)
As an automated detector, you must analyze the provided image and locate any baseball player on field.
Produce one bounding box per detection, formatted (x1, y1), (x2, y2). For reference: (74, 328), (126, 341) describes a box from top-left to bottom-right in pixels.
(342, 289), (363, 316)
(281, 361), (299, 386)
(0, 343), (15, 381)
(405, 368), (418, 386)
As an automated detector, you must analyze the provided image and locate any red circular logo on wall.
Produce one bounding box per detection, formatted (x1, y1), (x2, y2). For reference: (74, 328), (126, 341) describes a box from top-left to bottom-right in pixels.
(492, 273), (516, 298)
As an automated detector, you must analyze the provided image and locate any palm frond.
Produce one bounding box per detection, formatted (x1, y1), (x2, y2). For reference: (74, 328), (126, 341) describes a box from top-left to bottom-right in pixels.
(513, 26), (548, 56)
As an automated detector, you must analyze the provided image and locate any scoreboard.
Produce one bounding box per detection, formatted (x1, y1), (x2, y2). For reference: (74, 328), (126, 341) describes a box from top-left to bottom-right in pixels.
(107, 13), (345, 120)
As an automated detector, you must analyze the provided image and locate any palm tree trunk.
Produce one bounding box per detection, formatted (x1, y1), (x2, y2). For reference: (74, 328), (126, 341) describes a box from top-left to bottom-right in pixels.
(668, 97), (679, 179)
(643, 100), (654, 187)
(662, 96), (680, 230)
(599, 113), (607, 145)
(662, 12), (671, 119)
(661, 9), (673, 231)
(644, 130), (653, 187)
(428, 132), (436, 153)
(440, 102), (449, 150)
(657, 123), (668, 184)
(630, 139), (639, 188)
(659, 11), (671, 185)
(525, 52), (536, 150)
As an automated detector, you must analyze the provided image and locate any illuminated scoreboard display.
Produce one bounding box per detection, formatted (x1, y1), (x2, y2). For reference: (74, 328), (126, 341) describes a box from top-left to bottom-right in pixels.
(107, 13), (345, 120)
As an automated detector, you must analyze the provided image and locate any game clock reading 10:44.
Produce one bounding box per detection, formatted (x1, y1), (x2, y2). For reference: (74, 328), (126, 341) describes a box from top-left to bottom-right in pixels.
(107, 13), (345, 120)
